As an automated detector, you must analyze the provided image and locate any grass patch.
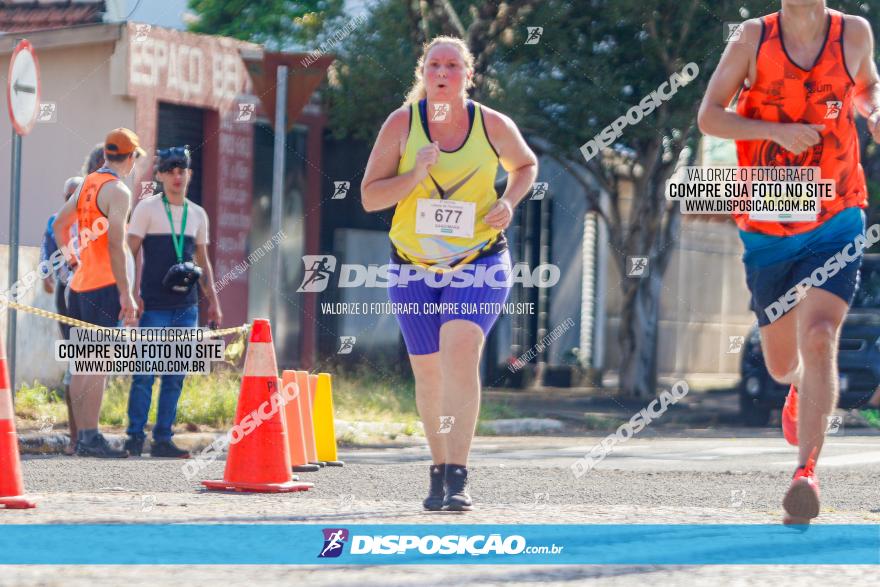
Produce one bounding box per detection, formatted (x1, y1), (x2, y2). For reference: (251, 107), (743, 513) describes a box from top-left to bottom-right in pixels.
(581, 412), (623, 431)
(332, 367), (419, 425)
(99, 373), (240, 429)
(331, 365), (522, 426)
(480, 399), (520, 421)
(16, 373), (240, 430)
(16, 367), (522, 431)
(14, 381), (67, 425)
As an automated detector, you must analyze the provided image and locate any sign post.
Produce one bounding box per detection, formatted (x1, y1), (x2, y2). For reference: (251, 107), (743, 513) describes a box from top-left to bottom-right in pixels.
(6, 40), (40, 394)
(268, 65), (288, 328)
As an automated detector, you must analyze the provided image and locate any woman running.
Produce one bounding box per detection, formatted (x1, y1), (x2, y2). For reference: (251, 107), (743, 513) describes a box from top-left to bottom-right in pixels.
(361, 36), (537, 511)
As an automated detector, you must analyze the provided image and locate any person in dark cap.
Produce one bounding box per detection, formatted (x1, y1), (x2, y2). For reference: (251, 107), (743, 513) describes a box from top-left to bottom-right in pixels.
(124, 146), (222, 458)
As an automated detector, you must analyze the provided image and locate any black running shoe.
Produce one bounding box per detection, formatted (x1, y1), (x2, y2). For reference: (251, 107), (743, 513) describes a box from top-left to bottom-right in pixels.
(150, 440), (191, 459)
(423, 464), (446, 511)
(442, 465), (473, 511)
(124, 435), (145, 457)
(76, 434), (129, 458)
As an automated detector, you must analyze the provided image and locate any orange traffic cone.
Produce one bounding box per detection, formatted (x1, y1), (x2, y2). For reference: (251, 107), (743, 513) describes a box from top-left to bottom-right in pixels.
(281, 370), (320, 473)
(0, 338), (35, 509)
(203, 319), (313, 493)
(296, 371), (324, 467)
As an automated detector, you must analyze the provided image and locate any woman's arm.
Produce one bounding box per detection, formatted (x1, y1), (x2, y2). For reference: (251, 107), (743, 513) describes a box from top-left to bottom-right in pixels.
(482, 107), (538, 230)
(361, 108), (438, 212)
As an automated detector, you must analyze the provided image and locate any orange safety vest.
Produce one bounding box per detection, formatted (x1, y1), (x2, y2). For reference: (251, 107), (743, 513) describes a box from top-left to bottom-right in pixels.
(69, 170), (118, 292)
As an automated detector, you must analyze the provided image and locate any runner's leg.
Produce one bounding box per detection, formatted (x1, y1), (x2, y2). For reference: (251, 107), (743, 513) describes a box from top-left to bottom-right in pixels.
(759, 307), (801, 386)
(793, 287), (848, 465)
(388, 261), (444, 463)
(410, 353), (445, 463)
(438, 250), (512, 466)
(438, 320), (485, 466)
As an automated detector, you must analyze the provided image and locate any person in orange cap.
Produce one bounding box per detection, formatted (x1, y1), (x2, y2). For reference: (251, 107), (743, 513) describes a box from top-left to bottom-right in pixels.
(52, 127), (143, 458)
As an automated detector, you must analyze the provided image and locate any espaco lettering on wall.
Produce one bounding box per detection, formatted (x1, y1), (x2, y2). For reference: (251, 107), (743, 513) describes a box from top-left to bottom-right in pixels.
(127, 23), (254, 108)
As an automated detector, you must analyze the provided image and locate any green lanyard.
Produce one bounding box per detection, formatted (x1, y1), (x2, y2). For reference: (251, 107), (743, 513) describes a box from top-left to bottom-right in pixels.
(162, 195), (188, 263)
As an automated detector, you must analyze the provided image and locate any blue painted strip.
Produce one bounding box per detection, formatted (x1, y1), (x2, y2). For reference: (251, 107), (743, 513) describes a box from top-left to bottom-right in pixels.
(0, 525), (877, 565)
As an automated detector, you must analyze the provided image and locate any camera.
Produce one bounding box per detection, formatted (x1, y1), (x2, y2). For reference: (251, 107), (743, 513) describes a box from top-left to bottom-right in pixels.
(162, 261), (202, 295)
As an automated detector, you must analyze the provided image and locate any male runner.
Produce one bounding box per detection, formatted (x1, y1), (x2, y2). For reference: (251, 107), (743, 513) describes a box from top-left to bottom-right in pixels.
(53, 128), (142, 458)
(699, 0), (880, 523)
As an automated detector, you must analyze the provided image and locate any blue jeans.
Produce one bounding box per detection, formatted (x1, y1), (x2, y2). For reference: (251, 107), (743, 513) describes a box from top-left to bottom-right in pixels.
(126, 306), (198, 442)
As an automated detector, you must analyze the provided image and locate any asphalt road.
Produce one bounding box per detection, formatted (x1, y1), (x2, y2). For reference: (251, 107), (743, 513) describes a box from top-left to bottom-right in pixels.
(3, 432), (879, 585)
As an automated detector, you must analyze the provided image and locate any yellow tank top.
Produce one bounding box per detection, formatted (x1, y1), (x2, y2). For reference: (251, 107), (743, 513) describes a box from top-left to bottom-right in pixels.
(390, 100), (502, 268)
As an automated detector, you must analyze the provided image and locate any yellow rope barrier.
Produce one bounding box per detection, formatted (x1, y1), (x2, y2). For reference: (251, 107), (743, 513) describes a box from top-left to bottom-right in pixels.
(2, 299), (250, 339)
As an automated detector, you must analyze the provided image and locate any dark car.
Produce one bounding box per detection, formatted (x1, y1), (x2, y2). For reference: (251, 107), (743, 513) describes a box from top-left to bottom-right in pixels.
(739, 254), (880, 426)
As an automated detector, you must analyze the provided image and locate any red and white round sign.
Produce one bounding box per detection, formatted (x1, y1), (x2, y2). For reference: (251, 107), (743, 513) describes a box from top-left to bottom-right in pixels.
(6, 40), (40, 136)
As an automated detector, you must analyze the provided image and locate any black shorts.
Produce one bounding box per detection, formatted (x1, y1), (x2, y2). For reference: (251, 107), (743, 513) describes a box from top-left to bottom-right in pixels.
(66, 284), (121, 328)
(745, 252), (862, 327)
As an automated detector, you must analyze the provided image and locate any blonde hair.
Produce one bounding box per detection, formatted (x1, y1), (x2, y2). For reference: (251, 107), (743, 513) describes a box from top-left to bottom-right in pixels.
(404, 36), (475, 105)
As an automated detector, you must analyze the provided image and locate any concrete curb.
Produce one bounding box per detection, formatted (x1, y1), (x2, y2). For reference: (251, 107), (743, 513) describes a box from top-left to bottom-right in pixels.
(18, 432), (222, 456)
(480, 418), (564, 435)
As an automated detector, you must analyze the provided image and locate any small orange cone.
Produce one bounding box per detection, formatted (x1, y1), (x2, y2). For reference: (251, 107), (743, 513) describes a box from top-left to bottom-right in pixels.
(202, 320), (313, 493)
(0, 338), (35, 509)
(296, 371), (324, 467)
(281, 370), (320, 473)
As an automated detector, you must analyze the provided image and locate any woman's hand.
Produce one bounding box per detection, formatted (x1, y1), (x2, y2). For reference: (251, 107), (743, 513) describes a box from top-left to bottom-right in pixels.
(413, 142), (440, 181)
(484, 199), (514, 230)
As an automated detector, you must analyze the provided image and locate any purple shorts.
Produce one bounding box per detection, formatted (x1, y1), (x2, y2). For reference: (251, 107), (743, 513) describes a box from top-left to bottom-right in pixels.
(387, 250), (512, 355)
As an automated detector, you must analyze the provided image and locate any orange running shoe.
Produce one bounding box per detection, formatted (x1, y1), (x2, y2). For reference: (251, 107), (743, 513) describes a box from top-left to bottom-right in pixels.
(783, 450), (819, 524)
(782, 385), (798, 446)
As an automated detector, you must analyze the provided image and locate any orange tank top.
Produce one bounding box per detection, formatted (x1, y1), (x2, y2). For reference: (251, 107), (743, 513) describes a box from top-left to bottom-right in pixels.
(734, 9), (867, 236)
(69, 170), (117, 292)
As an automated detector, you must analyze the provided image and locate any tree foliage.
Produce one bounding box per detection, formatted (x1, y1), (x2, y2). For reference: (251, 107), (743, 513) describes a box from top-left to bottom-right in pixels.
(189, 0), (879, 396)
(186, 0), (344, 50)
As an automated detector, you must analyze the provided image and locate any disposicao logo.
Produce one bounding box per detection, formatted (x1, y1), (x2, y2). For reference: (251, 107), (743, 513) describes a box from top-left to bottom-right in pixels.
(318, 528), (349, 558)
(316, 531), (563, 558)
(296, 254), (559, 291)
(348, 534), (527, 555)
